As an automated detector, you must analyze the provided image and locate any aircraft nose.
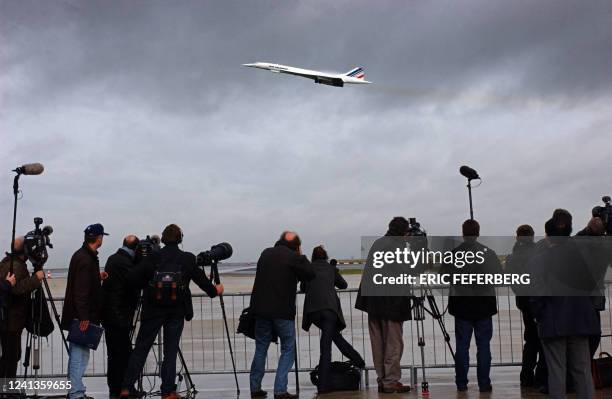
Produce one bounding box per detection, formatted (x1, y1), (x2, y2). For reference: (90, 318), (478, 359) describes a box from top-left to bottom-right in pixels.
(242, 63), (257, 67)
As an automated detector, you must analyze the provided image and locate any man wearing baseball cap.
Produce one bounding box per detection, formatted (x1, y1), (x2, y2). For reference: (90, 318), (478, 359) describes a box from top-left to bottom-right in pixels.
(61, 223), (109, 399)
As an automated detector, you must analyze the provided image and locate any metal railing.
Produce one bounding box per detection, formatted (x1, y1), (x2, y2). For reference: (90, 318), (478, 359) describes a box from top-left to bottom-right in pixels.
(15, 285), (612, 387)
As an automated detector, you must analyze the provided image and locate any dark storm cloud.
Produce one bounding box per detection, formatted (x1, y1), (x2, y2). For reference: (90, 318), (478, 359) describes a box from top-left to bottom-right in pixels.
(1, 0), (611, 263)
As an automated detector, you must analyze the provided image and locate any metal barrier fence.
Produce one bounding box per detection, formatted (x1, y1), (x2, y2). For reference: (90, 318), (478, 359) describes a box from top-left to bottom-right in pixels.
(15, 284), (612, 387)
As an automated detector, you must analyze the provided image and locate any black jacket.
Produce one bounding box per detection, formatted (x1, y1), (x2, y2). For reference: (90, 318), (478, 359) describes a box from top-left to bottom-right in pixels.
(354, 235), (413, 322)
(101, 249), (140, 327)
(0, 255), (41, 332)
(505, 240), (536, 310)
(61, 244), (103, 330)
(444, 240), (501, 321)
(250, 242), (315, 321)
(530, 241), (601, 338)
(128, 243), (217, 321)
(301, 260), (347, 332)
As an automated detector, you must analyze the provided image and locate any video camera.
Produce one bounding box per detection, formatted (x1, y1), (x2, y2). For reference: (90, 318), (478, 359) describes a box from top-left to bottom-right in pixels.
(196, 242), (233, 267)
(406, 217), (427, 237)
(592, 196), (612, 235)
(24, 217), (53, 268)
(135, 235), (161, 263)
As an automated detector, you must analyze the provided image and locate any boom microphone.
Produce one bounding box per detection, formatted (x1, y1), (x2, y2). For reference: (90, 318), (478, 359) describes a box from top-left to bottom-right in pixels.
(459, 165), (479, 180)
(14, 163), (44, 175)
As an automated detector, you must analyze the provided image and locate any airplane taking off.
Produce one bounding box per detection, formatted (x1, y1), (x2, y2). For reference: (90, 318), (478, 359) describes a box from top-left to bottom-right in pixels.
(242, 62), (372, 87)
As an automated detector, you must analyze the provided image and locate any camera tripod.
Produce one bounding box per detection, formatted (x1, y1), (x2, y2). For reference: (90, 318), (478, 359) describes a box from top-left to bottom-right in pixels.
(21, 265), (69, 399)
(129, 296), (197, 399)
(411, 284), (455, 395)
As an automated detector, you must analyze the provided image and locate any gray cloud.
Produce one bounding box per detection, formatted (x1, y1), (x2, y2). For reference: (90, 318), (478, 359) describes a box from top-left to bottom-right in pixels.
(1, 0), (611, 264)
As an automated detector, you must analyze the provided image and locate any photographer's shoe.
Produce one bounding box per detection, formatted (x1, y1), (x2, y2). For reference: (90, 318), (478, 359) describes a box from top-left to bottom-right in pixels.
(251, 390), (267, 398)
(273, 393), (298, 399)
(381, 382), (411, 393)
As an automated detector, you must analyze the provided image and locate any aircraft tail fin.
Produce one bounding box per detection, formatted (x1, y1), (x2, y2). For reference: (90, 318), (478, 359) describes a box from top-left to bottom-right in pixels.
(345, 67), (365, 79)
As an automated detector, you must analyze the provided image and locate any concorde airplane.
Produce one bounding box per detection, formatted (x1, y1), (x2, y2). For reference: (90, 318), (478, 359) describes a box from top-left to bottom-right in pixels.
(242, 62), (372, 87)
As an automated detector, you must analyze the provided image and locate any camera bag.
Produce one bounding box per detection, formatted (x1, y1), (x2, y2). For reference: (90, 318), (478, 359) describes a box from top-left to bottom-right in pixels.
(309, 361), (361, 391)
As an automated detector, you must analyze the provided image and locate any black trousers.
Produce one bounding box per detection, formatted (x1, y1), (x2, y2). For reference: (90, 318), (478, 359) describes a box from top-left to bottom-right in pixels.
(122, 316), (184, 395)
(104, 324), (133, 396)
(0, 329), (23, 379)
(309, 310), (364, 391)
(520, 308), (547, 386)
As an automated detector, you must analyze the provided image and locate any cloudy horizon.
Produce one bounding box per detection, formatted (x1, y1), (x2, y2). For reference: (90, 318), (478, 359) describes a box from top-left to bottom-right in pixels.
(1, 0), (611, 265)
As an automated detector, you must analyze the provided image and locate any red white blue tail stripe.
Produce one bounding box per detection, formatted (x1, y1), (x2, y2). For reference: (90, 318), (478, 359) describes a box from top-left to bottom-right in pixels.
(345, 67), (365, 79)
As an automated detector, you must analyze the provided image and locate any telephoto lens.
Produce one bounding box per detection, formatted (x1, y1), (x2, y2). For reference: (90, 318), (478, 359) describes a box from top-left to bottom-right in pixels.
(196, 242), (233, 266)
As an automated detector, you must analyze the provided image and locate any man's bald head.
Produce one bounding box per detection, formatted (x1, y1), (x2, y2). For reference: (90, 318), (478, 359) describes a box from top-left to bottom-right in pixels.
(12, 236), (25, 253)
(123, 235), (140, 250)
(279, 231), (301, 252)
(587, 217), (605, 236)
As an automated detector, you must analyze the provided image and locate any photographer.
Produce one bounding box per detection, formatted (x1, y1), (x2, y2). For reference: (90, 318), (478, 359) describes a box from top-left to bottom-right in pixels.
(575, 217), (610, 359)
(530, 210), (599, 399)
(505, 224), (547, 388)
(120, 224), (223, 399)
(249, 231), (314, 399)
(0, 236), (44, 379)
(355, 217), (413, 394)
(300, 246), (364, 394)
(102, 235), (140, 399)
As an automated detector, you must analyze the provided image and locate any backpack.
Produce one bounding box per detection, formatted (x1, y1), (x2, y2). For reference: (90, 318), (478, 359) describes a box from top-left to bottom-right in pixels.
(309, 361), (361, 391)
(25, 288), (55, 337)
(148, 262), (186, 307)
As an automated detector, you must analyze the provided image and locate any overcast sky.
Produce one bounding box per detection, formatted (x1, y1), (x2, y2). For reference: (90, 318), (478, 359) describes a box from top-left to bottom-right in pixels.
(1, 0), (611, 265)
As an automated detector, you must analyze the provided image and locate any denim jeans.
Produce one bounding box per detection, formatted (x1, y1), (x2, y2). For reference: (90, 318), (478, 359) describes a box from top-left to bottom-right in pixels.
(454, 317), (493, 389)
(249, 318), (295, 394)
(122, 316), (185, 395)
(68, 342), (90, 399)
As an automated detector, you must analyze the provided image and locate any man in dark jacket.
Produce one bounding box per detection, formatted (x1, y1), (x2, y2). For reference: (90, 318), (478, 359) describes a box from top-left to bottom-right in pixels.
(120, 224), (223, 399)
(531, 210), (599, 399)
(354, 217), (413, 394)
(249, 231), (314, 399)
(444, 219), (502, 393)
(102, 235), (140, 399)
(61, 223), (108, 399)
(505, 224), (547, 388)
(0, 236), (43, 379)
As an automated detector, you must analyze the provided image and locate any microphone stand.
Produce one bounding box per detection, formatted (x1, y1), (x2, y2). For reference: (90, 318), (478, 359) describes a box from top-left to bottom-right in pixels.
(466, 178), (474, 220)
(210, 261), (240, 395)
(9, 172), (22, 274)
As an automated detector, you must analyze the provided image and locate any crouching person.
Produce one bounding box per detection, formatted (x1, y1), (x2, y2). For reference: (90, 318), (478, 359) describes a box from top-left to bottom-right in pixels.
(301, 246), (364, 395)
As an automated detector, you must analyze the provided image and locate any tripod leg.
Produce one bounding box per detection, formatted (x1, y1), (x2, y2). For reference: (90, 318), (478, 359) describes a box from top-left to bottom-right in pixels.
(294, 338), (299, 393)
(426, 294), (455, 361)
(177, 348), (196, 397)
(41, 278), (69, 353)
(23, 332), (32, 381)
(417, 318), (429, 396)
(218, 296), (240, 395)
